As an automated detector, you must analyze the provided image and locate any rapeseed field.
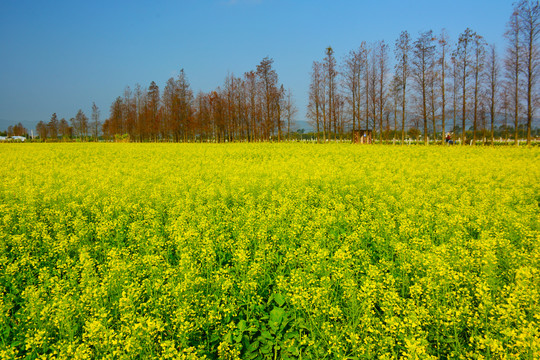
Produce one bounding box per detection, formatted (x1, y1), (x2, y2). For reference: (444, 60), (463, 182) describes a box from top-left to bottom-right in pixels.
(0, 143), (539, 359)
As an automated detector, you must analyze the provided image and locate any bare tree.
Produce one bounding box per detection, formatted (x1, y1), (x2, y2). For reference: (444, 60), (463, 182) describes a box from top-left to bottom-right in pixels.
(48, 113), (59, 140)
(455, 28), (475, 144)
(395, 31), (412, 144)
(342, 44), (368, 133)
(364, 45), (372, 132)
(486, 44), (500, 144)
(256, 57), (279, 141)
(91, 102), (101, 141)
(146, 81), (160, 141)
(134, 84), (145, 142)
(283, 88), (297, 141)
(376, 41), (389, 142)
(176, 70), (194, 142)
(307, 61), (324, 142)
(451, 55), (459, 138)
(122, 87), (137, 138)
(72, 109), (89, 140)
(501, 84), (511, 140)
(59, 118), (70, 140)
(244, 71), (258, 141)
(324, 47), (338, 140)
(275, 84), (285, 141)
(36, 121), (48, 140)
(389, 74), (402, 144)
(7, 122), (27, 137)
(412, 30), (436, 144)
(427, 55), (439, 142)
(368, 47), (379, 136)
(439, 29), (450, 143)
(516, 0), (540, 145)
(472, 33), (487, 143)
(505, 10), (522, 145)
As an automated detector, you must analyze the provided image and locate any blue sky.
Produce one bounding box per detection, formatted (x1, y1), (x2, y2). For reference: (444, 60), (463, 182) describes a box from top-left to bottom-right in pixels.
(0, 0), (513, 132)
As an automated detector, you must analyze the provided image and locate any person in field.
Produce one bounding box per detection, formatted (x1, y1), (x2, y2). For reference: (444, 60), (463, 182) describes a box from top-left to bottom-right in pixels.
(445, 133), (453, 145)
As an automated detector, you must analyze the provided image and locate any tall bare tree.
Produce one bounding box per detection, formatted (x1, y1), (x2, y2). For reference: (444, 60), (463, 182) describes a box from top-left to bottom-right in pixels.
(472, 33), (486, 143)
(427, 54), (439, 142)
(455, 28), (475, 144)
(376, 41), (389, 142)
(342, 44), (368, 134)
(501, 84), (511, 140)
(486, 44), (500, 144)
(72, 109), (89, 140)
(91, 102), (101, 141)
(516, 0), (540, 144)
(36, 121), (48, 140)
(389, 74), (402, 144)
(439, 29), (450, 143)
(505, 10), (522, 145)
(283, 88), (297, 141)
(368, 47), (379, 136)
(364, 45), (372, 132)
(451, 55), (459, 138)
(123, 87), (136, 139)
(146, 81), (160, 141)
(256, 57), (279, 141)
(324, 47), (338, 140)
(395, 31), (411, 144)
(307, 61), (325, 142)
(412, 30), (436, 144)
(59, 118), (70, 140)
(48, 113), (59, 140)
(134, 84), (145, 142)
(244, 71), (258, 141)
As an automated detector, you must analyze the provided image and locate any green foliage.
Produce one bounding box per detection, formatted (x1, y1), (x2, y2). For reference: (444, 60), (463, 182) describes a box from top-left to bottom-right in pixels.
(0, 143), (539, 359)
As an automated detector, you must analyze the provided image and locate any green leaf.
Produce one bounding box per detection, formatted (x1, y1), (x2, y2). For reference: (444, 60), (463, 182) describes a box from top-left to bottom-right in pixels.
(269, 320), (279, 332)
(295, 317), (308, 329)
(246, 352), (259, 360)
(270, 307), (285, 324)
(261, 330), (273, 340)
(274, 293), (285, 307)
(210, 333), (221, 343)
(247, 340), (259, 351)
(280, 318), (290, 331)
(284, 331), (299, 340)
(288, 345), (300, 356)
(261, 342), (273, 354)
(238, 319), (246, 332)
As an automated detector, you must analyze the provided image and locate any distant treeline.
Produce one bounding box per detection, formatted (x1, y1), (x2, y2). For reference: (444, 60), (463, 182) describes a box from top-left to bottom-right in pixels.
(1, 122), (27, 137)
(16, 0), (540, 145)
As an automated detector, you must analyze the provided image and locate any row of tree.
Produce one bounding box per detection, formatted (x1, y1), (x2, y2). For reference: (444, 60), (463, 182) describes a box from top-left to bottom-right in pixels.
(35, 104), (100, 141)
(3, 122), (28, 137)
(100, 58), (296, 142)
(308, 0), (540, 145)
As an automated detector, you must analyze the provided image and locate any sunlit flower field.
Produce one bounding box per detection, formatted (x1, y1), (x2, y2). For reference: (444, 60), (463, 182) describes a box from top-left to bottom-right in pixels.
(0, 143), (539, 359)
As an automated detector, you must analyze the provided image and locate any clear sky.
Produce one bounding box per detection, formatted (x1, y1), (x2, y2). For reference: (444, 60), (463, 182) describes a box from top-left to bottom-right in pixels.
(0, 0), (514, 132)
